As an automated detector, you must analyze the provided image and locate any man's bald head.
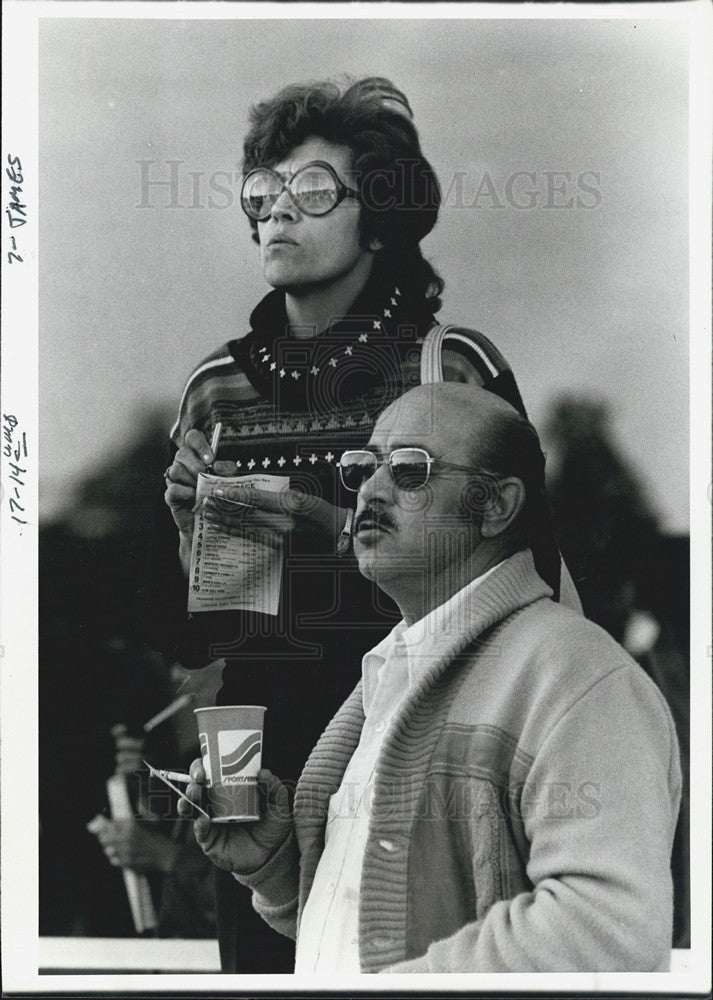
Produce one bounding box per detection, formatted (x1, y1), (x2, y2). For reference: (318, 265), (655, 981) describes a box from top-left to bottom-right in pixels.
(372, 382), (549, 552)
(399, 381), (520, 422)
(377, 382), (539, 490)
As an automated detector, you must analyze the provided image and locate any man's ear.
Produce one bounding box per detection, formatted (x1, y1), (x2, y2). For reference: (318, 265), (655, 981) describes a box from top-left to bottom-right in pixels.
(480, 477), (526, 538)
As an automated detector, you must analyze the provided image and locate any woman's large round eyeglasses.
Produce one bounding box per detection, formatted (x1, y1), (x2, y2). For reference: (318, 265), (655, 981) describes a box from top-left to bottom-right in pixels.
(240, 161), (360, 221)
(338, 448), (479, 493)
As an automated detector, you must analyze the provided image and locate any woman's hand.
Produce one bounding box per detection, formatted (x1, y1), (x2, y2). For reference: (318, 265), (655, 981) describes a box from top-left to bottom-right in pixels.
(203, 485), (349, 550)
(178, 762), (293, 875)
(163, 429), (238, 573)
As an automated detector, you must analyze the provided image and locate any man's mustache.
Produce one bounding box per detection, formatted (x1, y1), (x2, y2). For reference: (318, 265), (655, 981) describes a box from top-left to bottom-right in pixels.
(354, 506), (397, 533)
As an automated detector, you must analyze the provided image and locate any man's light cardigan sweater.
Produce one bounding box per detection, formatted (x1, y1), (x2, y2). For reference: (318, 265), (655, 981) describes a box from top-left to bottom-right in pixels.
(236, 550), (681, 972)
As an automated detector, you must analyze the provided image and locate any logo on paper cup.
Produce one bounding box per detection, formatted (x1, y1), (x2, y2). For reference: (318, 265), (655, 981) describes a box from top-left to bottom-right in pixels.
(199, 732), (213, 784)
(218, 730), (262, 785)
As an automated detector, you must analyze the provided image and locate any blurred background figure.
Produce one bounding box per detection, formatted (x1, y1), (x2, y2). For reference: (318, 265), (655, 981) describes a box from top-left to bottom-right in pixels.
(544, 395), (690, 948)
(39, 409), (214, 939)
(87, 661), (222, 938)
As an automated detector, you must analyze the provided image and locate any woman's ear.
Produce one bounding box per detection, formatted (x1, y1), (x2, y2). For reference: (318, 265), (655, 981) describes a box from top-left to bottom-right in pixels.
(480, 477), (526, 538)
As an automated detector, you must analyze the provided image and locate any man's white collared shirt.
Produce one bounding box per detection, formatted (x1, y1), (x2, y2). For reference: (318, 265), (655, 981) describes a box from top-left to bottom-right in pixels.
(294, 562), (503, 974)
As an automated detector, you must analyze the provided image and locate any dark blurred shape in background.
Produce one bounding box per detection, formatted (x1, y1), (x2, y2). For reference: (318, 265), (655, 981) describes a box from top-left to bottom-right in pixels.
(544, 394), (690, 948)
(39, 407), (214, 938)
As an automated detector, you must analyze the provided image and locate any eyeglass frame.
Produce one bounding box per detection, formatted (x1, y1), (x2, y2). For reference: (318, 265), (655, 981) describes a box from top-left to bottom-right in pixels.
(338, 447), (486, 493)
(240, 160), (361, 221)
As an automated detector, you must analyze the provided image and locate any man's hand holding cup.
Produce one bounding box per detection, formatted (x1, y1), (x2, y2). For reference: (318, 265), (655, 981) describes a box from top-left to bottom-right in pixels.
(178, 763), (293, 874)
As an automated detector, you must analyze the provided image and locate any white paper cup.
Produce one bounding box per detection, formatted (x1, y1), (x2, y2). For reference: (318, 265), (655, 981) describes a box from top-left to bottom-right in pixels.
(194, 705), (266, 822)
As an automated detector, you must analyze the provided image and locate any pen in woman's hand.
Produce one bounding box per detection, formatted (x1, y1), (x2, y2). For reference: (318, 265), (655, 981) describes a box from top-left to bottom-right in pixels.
(205, 421), (222, 470)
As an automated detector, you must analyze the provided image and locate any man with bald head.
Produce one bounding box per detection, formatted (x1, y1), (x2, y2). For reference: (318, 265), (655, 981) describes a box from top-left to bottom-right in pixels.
(349, 383), (543, 624)
(181, 384), (681, 974)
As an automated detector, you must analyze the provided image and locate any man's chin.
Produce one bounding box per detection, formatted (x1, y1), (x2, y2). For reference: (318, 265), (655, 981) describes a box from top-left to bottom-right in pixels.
(354, 544), (399, 585)
(354, 545), (376, 579)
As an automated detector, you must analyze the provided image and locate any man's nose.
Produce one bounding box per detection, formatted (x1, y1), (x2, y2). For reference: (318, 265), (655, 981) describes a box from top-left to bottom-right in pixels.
(357, 461), (393, 506)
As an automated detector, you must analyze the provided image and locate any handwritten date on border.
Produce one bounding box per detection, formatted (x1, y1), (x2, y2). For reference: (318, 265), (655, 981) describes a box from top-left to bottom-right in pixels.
(3, 414), (29, 527)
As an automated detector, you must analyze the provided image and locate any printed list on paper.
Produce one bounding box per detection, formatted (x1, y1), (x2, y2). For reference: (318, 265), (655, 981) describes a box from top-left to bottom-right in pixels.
(188, 473), (289, 615)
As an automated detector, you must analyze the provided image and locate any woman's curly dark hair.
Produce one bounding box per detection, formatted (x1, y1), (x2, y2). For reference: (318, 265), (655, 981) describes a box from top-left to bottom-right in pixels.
(242, 77), (444, 312)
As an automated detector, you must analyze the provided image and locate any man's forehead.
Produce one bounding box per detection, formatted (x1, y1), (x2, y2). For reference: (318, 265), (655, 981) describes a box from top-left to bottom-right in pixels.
(367, 412), (442, 448)
(369, 400), (466, 454)
(368, 385), (508, 454)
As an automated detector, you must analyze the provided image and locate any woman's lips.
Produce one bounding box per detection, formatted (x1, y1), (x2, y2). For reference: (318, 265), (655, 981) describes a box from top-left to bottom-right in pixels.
(267, 235), (298, 247)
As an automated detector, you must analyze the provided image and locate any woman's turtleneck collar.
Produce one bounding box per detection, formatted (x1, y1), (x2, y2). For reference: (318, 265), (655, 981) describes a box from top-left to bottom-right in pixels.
(247, 260), (407, 342)
(234, 261), (434, 410)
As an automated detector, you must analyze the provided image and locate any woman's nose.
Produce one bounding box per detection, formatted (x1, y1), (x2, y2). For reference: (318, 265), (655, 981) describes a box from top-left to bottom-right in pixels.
(270, 186), (299, 221)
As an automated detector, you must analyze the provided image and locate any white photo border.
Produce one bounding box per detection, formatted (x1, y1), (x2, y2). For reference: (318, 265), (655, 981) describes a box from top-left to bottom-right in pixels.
(1, 1), (710, 994)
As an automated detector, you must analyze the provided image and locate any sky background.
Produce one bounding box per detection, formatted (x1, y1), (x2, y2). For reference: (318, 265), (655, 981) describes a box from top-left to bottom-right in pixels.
(39, 14), (690, 532)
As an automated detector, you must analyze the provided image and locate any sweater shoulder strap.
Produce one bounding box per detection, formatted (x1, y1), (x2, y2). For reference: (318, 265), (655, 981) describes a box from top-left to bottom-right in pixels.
(420, 323), (527, 418)
(420, 323), (507, 383)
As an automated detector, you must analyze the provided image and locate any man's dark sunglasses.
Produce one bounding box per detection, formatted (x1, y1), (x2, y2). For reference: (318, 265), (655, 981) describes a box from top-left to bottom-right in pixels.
(240, 160), (360, 221)
(338, 448), (478, 492)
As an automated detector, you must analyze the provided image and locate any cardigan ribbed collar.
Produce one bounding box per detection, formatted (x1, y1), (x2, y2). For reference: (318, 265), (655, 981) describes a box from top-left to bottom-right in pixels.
(411, 547), (552, 678)
(361, 558), (507, 715)
(296, 547), (552, 811)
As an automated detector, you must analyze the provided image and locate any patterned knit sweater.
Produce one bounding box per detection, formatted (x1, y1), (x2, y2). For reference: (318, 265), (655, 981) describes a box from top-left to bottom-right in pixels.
(236, 550), (681, 973)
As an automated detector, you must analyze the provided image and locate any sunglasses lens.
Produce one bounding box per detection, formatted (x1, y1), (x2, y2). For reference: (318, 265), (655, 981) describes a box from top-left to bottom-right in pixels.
(241, 171), (280, 220)
(391, 449), (429, 490)
(339, 452), (376, 492)
(292, 166), (339, 215)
